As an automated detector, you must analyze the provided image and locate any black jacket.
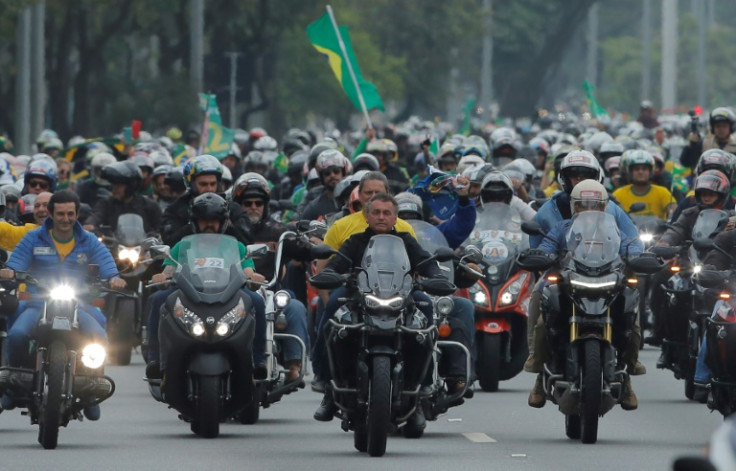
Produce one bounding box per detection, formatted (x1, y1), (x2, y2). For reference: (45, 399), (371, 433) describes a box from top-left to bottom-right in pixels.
(88, 194), (162, 234)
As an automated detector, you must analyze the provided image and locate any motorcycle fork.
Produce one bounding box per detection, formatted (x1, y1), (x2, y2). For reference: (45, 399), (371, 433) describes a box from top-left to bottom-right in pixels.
(570, 304), (612, 343)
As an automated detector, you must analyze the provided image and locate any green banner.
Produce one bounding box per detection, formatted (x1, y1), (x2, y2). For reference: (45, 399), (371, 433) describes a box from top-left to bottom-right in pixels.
(199, 93), (234, 160)
(583, 81), (609, 119)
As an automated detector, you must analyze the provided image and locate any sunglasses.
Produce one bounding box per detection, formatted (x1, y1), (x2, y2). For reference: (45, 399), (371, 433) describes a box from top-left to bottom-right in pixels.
(29, 180), (50, 190)
(242, 200), (265, 208)
(320, 167), (343, 177)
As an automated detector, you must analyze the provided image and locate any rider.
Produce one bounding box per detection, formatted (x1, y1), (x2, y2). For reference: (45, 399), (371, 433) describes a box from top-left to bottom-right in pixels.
(479, 170), (536, 222)
(76, 152), (117, 208)
(612, 150), (676, 219)
(85, 161), (162, 234)
(681, 107), (736, 170)
(22, 159), (57, 196)
(0, 190), (127, 420)
(367, 138), (410, 194)
(145, 193), (268, 379)
(297, 149), (351, 221)
(527, 179), (643, 410)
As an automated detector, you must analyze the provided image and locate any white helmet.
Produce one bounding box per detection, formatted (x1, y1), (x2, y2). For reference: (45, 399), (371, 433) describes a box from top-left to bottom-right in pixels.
(557, 150), (603, 194)
(570, 179), (608, 214)
(457, 155), (485, 174)
(91, 152), (118, 186)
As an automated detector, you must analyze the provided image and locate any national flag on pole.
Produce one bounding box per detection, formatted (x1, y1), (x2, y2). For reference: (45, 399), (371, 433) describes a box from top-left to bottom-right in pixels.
(306, 12), (385, 112)
(273, 153), (289, 174)
(459, 98), (476, 136)
(583, 81), (609, 119)
(198, 93), (235, 159)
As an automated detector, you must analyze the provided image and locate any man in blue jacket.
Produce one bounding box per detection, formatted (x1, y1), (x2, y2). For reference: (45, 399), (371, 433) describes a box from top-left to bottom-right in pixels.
(0, 190), (125, 420)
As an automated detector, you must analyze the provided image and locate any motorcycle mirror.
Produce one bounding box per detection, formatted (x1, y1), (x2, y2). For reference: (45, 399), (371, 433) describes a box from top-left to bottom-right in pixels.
(246, 244), (269, 257)
(464, 245), (482, 264)
(650, 245), (680, 259)
(626, 254), (664, 275)
(417, 278), (457, 296)
(309, 270), (345, 290)
(433, 246), (455, 262)
(149, 245), (171, 261)
(296, 220), (312, 232)
(516, 250), (554, 271)
(628, 202), (646, 214)
(309, 220), (327, 232)
(692, 238), (714, 252)
(311, 244), (337, 260)
(521, 221), (545, 236)
(142, 237), (160, 251)
(695, 269), (726, 289)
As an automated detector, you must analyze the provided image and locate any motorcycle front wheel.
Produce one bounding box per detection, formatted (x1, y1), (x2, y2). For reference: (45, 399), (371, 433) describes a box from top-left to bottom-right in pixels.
(580, 341), (602, 444)
(38, 340), (67, 449)
(367, 356), (392, 457)
(193, 376), (221, 438)
(477, 334), (501, 392)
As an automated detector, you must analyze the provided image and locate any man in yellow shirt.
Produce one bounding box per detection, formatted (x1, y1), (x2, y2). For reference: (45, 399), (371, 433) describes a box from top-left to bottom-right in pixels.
(0, 191), (52, 251)
(613, 150), (676, 220)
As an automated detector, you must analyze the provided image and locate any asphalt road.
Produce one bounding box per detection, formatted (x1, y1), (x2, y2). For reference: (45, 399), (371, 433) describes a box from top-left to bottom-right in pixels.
(0, 347), (723, 471)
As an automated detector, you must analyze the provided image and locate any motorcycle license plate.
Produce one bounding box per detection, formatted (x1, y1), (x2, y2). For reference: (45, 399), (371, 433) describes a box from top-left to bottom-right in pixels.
(52, 316), (72, 330)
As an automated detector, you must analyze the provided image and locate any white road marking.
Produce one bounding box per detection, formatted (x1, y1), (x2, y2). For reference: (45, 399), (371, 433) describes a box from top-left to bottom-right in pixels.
(463, 432), (496, 443)
(447, 418), (463, 422)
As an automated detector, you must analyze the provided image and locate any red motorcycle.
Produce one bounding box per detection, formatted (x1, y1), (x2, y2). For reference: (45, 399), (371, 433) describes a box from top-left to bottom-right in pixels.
(457, 203), (533, 392)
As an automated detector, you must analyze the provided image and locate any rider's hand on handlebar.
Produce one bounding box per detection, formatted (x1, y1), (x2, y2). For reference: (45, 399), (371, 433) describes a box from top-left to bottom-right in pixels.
(0, 268), (14, 279)
(465, 262), (483, 279)
(151, 273), (169, 284)
(83, 224), (95, 232)
(109, 277), (127, 290)
(244, 268), (266, 283)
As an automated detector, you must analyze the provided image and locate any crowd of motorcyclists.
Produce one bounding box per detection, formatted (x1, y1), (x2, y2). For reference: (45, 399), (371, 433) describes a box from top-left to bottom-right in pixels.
(0, 101), (735, 450)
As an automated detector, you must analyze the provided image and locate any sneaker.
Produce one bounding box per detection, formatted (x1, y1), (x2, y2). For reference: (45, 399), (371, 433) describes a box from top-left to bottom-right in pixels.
(692, 384), (708, 404)
(523, 353), (543, 373)
(0, 394), (15, 411)
(313, 390), (337, 422)
(621, 377), (638, 411)
(311, 375), (326, 393)
(528, 374), (546, 408)
(630, 361), (647, 376)
(656, 352), (667, 369)
(644, 335), (662, 347)
(83, 404), (101, 421)
(285, 361), (302, 384)
(145, 361), (162, 380)
(405, 407), (426, 431)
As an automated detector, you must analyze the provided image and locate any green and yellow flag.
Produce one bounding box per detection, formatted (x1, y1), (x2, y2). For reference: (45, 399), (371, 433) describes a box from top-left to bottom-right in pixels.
(583, 81), (609, 119)
(199, 93), (235, 160)
(307, 12), (385, 112)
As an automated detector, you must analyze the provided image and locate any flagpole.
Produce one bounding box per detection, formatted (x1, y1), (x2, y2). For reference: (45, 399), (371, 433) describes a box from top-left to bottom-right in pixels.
(325, 5), (374, 129)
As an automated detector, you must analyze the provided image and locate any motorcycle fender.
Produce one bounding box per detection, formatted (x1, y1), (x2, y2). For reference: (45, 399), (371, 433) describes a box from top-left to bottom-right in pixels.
(475, 318), (511, 334)
(542, 284), (561, 314)
(187, 352), (230, 376)
(622, 286), (638, 314)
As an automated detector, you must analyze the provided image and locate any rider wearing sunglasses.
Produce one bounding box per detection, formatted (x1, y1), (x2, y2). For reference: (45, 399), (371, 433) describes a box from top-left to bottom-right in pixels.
(22, 159), (57, 196)
(297, 149), (351, 222)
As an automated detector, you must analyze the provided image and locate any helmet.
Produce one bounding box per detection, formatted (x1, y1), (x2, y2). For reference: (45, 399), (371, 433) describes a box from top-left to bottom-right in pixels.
(84, 141), (112, 164)
(24, 159), (58, 192)
(42, 137), (63, 153)
(101, 161), (143, 195)
(232, 172), (271, 203)
(640, 100), (653, 110)
(67, 135), (85, 148)
(164, 167), (187, 193)
(457, 155), (485, 174)
(529, 137), (550, 156)
(604, 156), (621, 175)
(253, 136), (278, 152)
(570, 179), (608, 214)
(221, 166), (233, 186)
(150, 150), (174, 167)
(695, 149), (736, 185)
(131, 152), (154, 174)
(30, 152), (57, 166)
(315, 149), (350, 178)
(133, 141), (157, 155)
(598, 141), (624, 161)
(157, 136), (175, 152)
(585, 131), (614, 155)
(90, 152), (117, 186)
(1, 184), (20, 204)
(288, 149), (309, 178)
(186, 154), (223, 183)
(511, 158), (536, 183)
(226, 143), (242, 160)
(152, 164), (172, 180)
(334, 177), (357, 205)
(709, 107), (736, 134)
(694, 169), (730, 209)
(348, 186), (361, 213)
(557, 150), (602, 194)
(306, 168), (320, 188)
(353, 153), (380, 172)
(19, 193), (36, 221)
(36, 129), (58, 148)
(464, 163), (495, 184)
(395, 192), (423, 220)
(282, 138), (306, 157)
(308, 141), (337, 170)
(480, 171), (514, 205)
(191, 192), (229, 233)
(233, 129), (249, 146)
(249, 127), (267, 140)
(625, 149), (655, 176)
(243, 150), (268, 172)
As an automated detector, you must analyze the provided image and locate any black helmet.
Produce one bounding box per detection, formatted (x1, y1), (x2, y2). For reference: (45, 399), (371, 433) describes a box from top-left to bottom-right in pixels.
(191, 192), (229, 233)
(164, 167), (187, 193)
(101, 161), (143, 196)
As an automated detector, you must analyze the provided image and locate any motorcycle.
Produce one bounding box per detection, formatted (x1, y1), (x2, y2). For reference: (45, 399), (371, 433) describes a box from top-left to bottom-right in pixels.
(654, 209), (729, 399)
(144, 234), (268, 438)
(310, 235), (456, 456)
(407, 219), (473, 426)
(0, 270), (116, 449)
(457, 202), (532, 392)
(97, 213), (161, 365)
(519, 212), (663, 444)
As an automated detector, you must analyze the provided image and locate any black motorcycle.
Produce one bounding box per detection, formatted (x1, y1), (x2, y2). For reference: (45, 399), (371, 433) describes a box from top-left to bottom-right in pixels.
(145, 234), (267, 438)
(0, 270), (116, 449)
(654, 209), (729, 399)
(98, 213), (161, 365)
(310, 235), (456, 456)
(519, 212), (663, 444)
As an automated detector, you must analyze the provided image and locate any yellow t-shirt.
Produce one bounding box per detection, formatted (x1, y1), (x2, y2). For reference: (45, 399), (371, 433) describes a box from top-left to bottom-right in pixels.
(543, 182), (560, 198)
(324, 211), (417, 250)
(50, 231), (75, 261)
(613, 184), (676, 219)
(0, 222), (36, 251)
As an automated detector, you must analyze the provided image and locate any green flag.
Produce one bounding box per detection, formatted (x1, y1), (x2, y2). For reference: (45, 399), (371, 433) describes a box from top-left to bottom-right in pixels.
(307, 12), (385, 112)
(459, 98), (476, 136)
(198, 93), (235, 160)
(273, 153), (289, 174)
(583, 81), (609, 119)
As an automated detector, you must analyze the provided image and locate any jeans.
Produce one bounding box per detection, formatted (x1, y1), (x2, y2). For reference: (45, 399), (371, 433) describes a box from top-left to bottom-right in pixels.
(694, 336), (711, 384)
(312, 287), (435, 382)
(146, 287), (266, 365)
(445, 296), (475, 379)
(7, 300), (108, 368)
(280, 299), (310, 363)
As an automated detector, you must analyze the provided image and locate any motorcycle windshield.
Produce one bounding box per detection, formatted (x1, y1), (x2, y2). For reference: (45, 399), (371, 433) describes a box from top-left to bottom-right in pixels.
(467, 203), (528, 265)
(115, 213), (146, 247)
(566, 212), (620, 270)
(357, 234), (413, 298)
(408, 219), (453, 281)
(178, 234), (242, 294)
(691, 209), (728, 240)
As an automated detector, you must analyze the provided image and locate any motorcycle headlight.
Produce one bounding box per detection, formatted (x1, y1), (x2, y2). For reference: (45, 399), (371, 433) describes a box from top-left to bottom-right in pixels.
(473, 291), (488, 306)
(216, 299), (246, 337)
(173, 297), (203, 327)
(364, 294), (404, 311)
(499, 272), (528, 306)
(693, 264), (703, 274)
(50, 284), (75, 301)
(118, 245), (142, 264)
(639, 233), (654, 243)
(274, 290), (291, 309)
(215, 323), (230, 337)
(435, 296), (454, 316)
(191, 322), (205, 337)
(81, 343), (107, 369)
(569, 272), (618, 290)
